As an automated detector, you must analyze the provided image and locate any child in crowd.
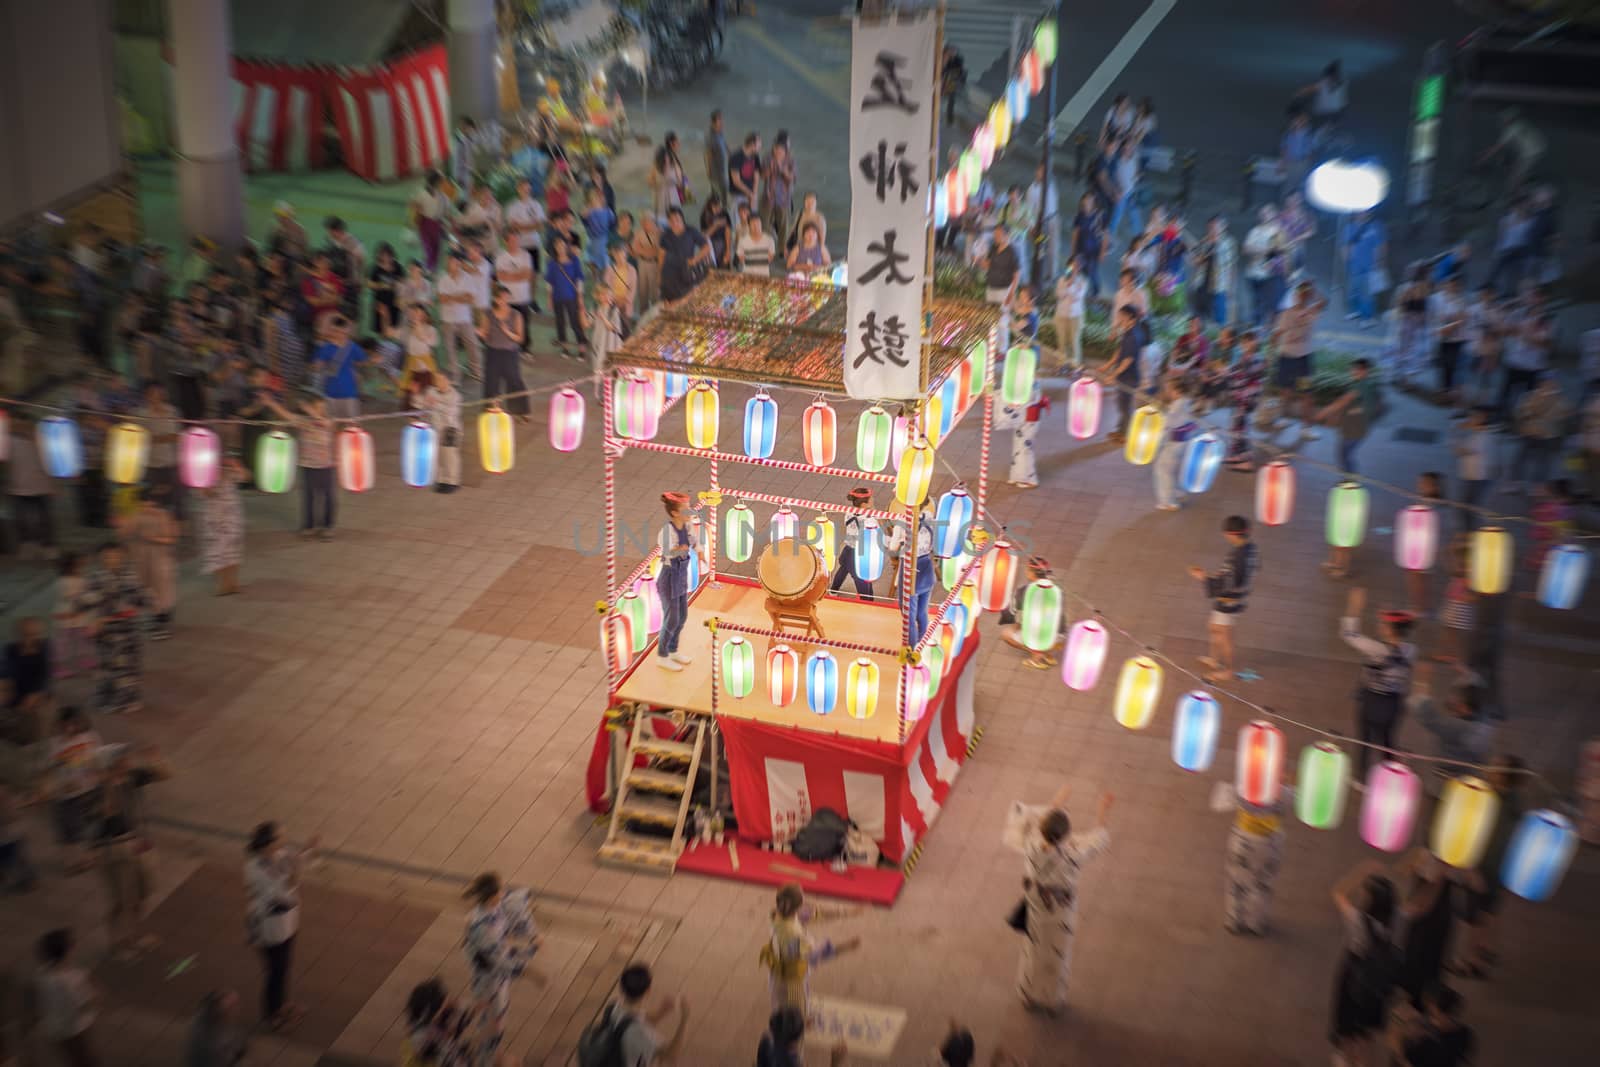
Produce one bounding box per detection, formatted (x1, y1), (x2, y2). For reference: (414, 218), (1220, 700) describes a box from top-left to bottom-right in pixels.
(1437, 546), (1475, 664)
(581, 186), (615, 277)
(589, 287), (623, 398)
(413, 370), (463, 494)
(1189, 515), (1259, 683)
(998, 556), (1065, 669)
(1154, 377), (1197, 512)
(1012, 285), (1039, 346)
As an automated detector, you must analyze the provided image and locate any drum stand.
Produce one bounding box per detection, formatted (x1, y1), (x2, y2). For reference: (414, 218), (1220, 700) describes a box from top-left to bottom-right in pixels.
(764, 598), (826, 644)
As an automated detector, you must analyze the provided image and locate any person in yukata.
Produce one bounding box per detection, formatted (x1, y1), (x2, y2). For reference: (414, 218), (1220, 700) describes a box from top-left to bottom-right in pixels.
(1014, 785), (1113, 1014)
(461, 872), (542, 1066)
(1210, 776), (1293, 936)
(828, 487), (877, 600)
(759, 883), (860, 1014)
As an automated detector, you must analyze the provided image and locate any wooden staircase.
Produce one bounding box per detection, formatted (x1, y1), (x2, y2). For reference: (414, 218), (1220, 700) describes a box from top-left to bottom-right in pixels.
(597, 709), (708, 873)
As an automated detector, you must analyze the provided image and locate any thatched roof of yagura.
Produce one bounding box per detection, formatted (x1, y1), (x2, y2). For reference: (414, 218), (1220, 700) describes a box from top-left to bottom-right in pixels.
(610, 273), (1000, 394)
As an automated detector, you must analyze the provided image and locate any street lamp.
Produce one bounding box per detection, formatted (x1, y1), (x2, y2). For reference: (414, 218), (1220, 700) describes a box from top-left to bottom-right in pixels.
(1306, 158), (1389, 306)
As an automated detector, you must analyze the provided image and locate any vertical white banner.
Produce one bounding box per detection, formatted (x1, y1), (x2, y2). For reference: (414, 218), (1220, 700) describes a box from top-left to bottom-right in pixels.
(845, 13), (936, 400)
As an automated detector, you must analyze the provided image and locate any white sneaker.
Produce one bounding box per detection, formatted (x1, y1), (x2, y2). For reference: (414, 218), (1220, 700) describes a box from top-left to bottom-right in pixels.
(656, 657), (684, 672)
(670, 651), (693, 665)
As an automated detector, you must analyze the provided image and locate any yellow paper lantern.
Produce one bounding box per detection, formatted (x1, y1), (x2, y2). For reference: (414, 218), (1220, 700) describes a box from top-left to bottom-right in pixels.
(479, 408), (515, 473)
(1114, 655), (1163, 730)
(991, 99), (1012, 148)
(810, 515), (837, 570)
(685, 381), (719, 450)
(1431, 776), (1500, 869)
(845, 657), (880, 720)
(105, 421), (150, 485)
(1469, 526), (1512, 595)
(1125, 405), (1164, 465)
(895, 437), (936, 506)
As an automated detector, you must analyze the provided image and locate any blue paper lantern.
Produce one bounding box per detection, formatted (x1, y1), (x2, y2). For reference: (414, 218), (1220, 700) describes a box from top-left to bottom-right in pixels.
(1007, 77), (1031, 123)
(806, 650), (839, 715)
(933, 181), (949, 229)
(1501, 809), (1577, 902)
(936, 374), (961, 439)
(744, 391), (778, 459)
(36, 416), (83, 479)
(1179, 432), (1225, 495)
(855, 517), (885, 582)
(664, 371), (689, 399)
(685, 543), (701, 590)
(942, 603), (969, 660)
(934, 488), (974, 558)
(1537, 545), (1588, 610)
(401, 420), (437, 488)
(1172, 690), (1220, 772)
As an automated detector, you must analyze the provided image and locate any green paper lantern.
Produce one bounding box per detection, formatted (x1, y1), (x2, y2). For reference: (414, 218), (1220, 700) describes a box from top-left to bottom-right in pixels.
(923, 643), (946, 695)
(1001, 346), (1038, 405)
(1020, 579), (1062, 652)
(856, 405), (892, 473)
(1326, 481), (1369, 548)
(256, 430), (297, 494)
(941, 546), (971, 591)
(617, 590), (651, 653)
(1034, 21), (1058, 65)
(723, 636), (755, 699)
(967, 342), (987, 401)
(725, 502), (756, 563)
(959, 149), (981, 193)
(1296, 742), (1351, 829)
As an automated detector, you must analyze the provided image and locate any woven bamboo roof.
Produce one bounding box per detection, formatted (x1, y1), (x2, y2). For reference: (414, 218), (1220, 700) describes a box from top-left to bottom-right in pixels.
(612, 273), (1000, 395)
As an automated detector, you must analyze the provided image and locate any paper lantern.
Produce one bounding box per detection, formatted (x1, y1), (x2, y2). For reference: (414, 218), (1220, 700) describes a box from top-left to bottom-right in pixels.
(179, 425), (221, 489)
(686, 382), (719, 449)
(617, 590), (650, 653)
(809, 515), (837, 570)
(933, 180), (949, 229)
(941, 603), (970, 659)
(255, 430), (297, 493)
(614, 373), (660, 441)
(105, 422), (149, 485)
(856, 405), (892, 472)
(1115, 656), (1163, 730)
(744, 391), (778, 459)
(959, 148), (981, 193)
(396, 421), (434, 488)
(601, 613), (633, 674)
(1001, 345), (1037, 405)
(1020, 580), (1062, 652)
(1034, 19), (1058, 64)
(1068, 376), (1101, 440)
(955, 358), (974, 414)
(1179, 432), (1225, 495)
(990, 99), (1012, 149)
(959, 579), (979, 634)
(855, 518), (885, 581)
(1235, 721), (1284, 807)
(920, 391), (946, 449)
(1125, 405), (1164, 465)
(940, 544), (972, 591)
(936, 373), (961, 440)
(770, 505), (799, 543)
(1062, 620), (1108, 691)
(922, 643), (946, 694)
(722, 636), (755, 699)
(1537, 544), (1588, 610)
(977, 538), (1018, 612)
(724, 502), (755, 562)
(1502, 810), (1577, 902)
(1469, 526), (1511, 595)
(663, 370), (688, 399)
(768, 644), (800, 706)
(802, 401), (837, 467)
(1296, 742), (1351, 829)
(1255, 460), (1295, 526)
(1394, 505), (1438, 571)
(976, 120), (996, 168)
(337, 427), (375, 494)
(934, 488), (973, 557)
(1022, 47), (1044, 94)
(1171, 691), (1220, 772)
(684, 544), (701, 590)
(896, 438), (936, 507)
(1326, 481), (1369, 548)
(549, 387), (585, 452)
(1007, 77), (1030, 124)
(1360, 761), (1420, 852)
(947, 168), (969, 218)
(901, 663), (931, 723)
(966, 342), (987, 401)
(845, 657), (880, 720)
(890, 416), (912, 468)
(806, 650), (838, 715)
(479, 408), (514, 473)
(1432, 776), (1499, 869)
(633, 572), (663, 632)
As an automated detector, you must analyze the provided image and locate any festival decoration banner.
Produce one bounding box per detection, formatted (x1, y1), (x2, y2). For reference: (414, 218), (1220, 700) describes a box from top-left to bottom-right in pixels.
(844, 13), (936, 400)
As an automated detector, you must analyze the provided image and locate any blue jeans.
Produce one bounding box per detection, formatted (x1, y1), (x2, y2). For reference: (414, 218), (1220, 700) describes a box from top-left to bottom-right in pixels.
(909, 558), (935, 646)
(657, 590), (687, 657)
(1212, 292), (1228, 326)
(1338, 433), (1364, 474)
(1347, 269), (1376, 320)
(1109, 192), (1142, 242)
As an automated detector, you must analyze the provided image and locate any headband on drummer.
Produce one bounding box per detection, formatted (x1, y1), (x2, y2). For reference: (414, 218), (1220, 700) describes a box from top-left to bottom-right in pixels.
(661, 491), (691, 514)
(846, 487), (873, 507)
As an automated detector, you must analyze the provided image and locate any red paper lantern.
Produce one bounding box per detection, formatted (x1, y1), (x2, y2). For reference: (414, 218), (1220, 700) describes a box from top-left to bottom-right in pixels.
(337, 427), (375, 493)
(977, 538), (1018, 612)
(1236, 720), (1285, 807)
(803, 400), (837, 468)
(1255, 460), (1295, 527)
(1023, 49), (1044, 94)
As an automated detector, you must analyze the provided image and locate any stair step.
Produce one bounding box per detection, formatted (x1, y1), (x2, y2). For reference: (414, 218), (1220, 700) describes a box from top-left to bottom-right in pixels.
(598, 831), (680, 873)
(627, 767), (689, 794)
(618, 793), (684, 828)
(635, 735), (696, 759)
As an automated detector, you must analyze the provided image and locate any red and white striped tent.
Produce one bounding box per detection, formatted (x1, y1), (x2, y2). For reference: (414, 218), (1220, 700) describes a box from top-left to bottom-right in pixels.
(164, 53), (327, 172)
(329, 45), (452, 183)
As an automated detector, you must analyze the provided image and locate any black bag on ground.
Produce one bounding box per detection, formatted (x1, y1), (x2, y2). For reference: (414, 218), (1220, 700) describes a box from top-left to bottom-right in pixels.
(789, 808), (850, 861)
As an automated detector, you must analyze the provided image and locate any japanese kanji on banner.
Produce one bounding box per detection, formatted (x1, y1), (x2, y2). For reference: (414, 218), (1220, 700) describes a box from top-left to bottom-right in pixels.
(845, 13), (937, 400)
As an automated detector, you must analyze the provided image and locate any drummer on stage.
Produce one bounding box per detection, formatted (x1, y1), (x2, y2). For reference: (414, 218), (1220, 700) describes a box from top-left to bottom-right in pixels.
(656, 492), (696, 672)
(888, 505), (936, 646)
(828, 487), (876, 600)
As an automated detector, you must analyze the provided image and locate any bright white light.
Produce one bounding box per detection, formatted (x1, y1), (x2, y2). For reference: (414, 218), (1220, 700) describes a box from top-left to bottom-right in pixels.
(1307, 159), (1390, 214)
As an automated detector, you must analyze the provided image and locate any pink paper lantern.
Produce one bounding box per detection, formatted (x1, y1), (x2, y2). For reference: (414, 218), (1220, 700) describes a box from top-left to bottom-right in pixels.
(178, 425), (221, 489)
(1394, 505), (1438, 572)
(1061, 620), (1108, 691)
(1236, 720), (1284, 807)
(549, 387), (585, 452)
(1068, 377), (1101, 440)
(1361, 761), (1421, 853)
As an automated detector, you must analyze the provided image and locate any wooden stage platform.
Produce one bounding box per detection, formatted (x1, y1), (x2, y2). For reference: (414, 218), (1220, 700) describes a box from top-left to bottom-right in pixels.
(615, 580), (908, 745)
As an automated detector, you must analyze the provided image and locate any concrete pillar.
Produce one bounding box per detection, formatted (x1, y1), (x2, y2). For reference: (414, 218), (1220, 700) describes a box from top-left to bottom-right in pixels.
(166, 0), (244, 249)
(448, 0), (500, 128)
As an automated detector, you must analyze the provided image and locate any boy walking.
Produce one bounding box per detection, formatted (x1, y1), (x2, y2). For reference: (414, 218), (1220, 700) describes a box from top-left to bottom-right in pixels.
(1188, 516), (1259, 684)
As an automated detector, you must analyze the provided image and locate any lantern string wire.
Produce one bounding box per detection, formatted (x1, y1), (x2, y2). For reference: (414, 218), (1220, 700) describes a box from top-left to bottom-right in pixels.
(931, 447), (1553, 785)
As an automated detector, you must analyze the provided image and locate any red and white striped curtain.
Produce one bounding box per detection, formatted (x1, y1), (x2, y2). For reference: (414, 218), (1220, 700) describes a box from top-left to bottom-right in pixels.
(164, 53), (327, 173)
(329, 44), (452, 183)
